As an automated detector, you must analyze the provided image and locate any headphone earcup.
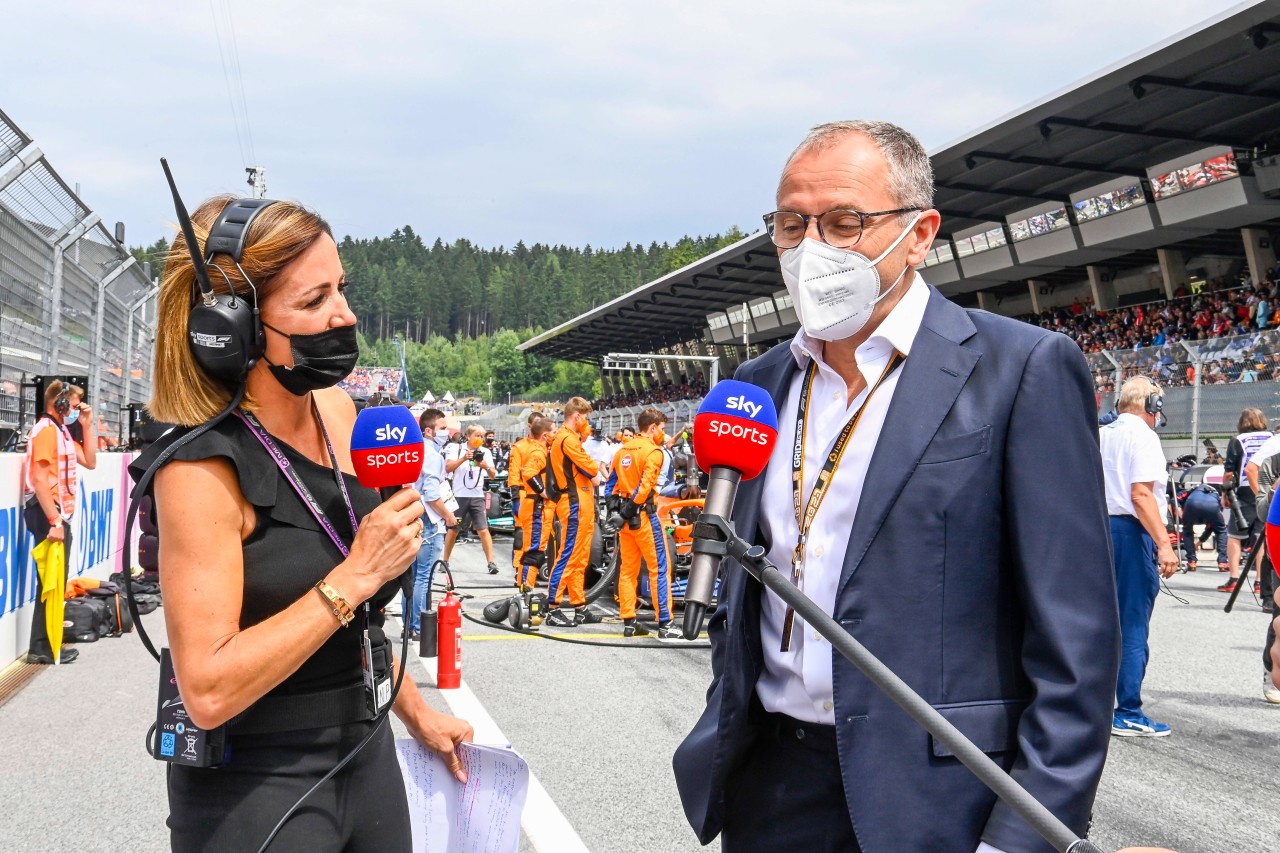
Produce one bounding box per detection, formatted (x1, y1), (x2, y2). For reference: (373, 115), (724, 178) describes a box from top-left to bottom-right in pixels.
(188, 294), (259, 383)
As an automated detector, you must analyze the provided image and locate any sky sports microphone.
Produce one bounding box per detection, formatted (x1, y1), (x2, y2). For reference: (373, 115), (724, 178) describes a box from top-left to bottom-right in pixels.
(683, 380), (778, 639)
(351, 404), (425, 496)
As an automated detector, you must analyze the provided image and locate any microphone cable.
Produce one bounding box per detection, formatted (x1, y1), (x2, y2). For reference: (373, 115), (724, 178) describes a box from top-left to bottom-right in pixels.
(116, 384), (417, 852)
(255, 601), (414, 853)
(124, 382), (247, 661)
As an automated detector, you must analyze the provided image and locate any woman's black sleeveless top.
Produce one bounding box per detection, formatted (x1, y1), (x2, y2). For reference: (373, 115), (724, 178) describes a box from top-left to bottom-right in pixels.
(131, 416), (397, 698)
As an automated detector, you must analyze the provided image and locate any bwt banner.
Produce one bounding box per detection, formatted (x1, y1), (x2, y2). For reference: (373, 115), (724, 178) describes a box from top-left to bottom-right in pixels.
(0, 452), (134, 664)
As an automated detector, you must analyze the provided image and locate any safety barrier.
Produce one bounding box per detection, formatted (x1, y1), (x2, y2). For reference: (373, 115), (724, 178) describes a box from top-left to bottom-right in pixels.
(0, 452), (136, 663)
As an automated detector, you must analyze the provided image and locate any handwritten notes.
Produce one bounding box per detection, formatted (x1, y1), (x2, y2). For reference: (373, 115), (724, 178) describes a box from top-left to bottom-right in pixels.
(395, 739), (529, 853)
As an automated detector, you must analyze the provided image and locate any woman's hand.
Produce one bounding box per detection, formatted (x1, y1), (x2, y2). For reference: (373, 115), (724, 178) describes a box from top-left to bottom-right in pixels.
(334, 486), (425, 603)
(408, 707), (475, 783)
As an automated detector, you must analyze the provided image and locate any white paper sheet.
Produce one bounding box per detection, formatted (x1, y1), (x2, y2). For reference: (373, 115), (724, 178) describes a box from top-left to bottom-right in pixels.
(395, 739), (529, 853)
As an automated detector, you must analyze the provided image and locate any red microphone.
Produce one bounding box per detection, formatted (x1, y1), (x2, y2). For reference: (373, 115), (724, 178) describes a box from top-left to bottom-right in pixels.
(684, 381), (779, 638)
(351, 405), (425, 493)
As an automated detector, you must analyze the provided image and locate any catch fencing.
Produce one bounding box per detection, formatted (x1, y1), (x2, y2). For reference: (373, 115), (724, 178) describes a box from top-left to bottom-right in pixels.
(0, 107), (156, 449)
(1087, 327), (1280, 459)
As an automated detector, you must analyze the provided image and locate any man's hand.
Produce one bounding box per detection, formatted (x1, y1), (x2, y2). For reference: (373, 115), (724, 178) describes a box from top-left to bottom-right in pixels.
(443, 511), (458, 528)
(46, 524), (65, 543)
(77, 403), (93, 425)
(1156, 543), (1178, 578)
(591, 473), (604, 487)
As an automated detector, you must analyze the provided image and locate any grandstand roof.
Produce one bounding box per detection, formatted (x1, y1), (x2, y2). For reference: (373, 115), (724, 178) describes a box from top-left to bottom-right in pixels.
(523, 0), (1280, 363)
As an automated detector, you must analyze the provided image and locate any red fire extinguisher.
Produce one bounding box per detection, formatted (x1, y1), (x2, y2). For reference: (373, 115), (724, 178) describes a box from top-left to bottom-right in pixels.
(436, 589), (462, 689)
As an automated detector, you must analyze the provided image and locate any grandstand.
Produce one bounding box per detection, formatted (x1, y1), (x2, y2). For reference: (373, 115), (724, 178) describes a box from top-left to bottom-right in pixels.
(0, 106), (156, 448)
(521, 1), (1280, 455)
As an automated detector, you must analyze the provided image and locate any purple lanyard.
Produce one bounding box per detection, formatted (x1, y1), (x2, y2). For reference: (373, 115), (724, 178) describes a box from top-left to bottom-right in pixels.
(235, 403), (360, 557)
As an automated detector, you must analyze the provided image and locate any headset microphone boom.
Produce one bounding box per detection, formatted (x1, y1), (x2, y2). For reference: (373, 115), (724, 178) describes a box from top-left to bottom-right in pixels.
(682, 380), (779, 639)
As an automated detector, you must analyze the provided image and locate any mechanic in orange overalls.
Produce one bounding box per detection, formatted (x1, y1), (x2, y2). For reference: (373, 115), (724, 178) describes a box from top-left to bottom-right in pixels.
(609, 408), (679, 639)
(516, 417), (557, 590)
(545, 397), (603, 626)
(507, 414), (543, 572)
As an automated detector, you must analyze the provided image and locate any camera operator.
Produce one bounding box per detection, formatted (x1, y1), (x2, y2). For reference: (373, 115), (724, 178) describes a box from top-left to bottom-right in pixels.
(442, 423), (500, 573)
(134, 196), (471, 850)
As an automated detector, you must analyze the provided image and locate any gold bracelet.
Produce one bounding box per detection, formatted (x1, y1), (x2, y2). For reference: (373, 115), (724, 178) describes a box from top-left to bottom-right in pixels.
(313, 580), (355, 628)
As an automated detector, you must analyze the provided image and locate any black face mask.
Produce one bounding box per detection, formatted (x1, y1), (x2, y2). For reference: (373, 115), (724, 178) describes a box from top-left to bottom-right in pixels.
(262, 322), (359, 396)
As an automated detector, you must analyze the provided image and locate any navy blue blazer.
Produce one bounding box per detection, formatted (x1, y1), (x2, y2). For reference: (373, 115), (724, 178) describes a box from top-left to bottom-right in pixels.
(673, 287), (1120, 853)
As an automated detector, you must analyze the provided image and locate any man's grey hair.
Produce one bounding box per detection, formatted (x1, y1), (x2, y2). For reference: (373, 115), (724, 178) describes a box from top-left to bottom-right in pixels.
(1116, 376), (1161, 414)
(465, 423), (485, 437)
(783, 120), (934, 221)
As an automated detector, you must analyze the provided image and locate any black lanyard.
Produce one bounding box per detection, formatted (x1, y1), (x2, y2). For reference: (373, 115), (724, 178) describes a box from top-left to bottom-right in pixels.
(780, 352), (905, 652)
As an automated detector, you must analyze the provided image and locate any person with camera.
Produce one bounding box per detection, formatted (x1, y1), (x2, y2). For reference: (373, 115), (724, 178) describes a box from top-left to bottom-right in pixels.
(608, 408), (680, 639)
(136, 195), (471, 850)
(442, 423), (500, 574)
(22, 380), (96, 665)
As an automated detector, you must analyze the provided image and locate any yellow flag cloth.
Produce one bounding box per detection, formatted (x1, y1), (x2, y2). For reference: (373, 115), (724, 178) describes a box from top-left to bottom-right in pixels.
(32, 539), (67, 662)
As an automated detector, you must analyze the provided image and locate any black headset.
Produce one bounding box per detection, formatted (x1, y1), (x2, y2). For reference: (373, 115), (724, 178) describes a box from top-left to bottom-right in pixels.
(1144, 390), (1163, 416)
(161, 159), (277, 385)
(52, 383), (73, 418)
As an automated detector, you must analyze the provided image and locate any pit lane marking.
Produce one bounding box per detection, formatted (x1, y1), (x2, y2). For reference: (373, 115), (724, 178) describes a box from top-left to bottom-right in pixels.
(415, 632), (589, 853)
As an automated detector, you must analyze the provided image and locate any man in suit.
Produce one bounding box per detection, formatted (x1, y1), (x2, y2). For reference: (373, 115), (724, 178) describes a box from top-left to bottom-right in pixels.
(673, 121), (1120, 853)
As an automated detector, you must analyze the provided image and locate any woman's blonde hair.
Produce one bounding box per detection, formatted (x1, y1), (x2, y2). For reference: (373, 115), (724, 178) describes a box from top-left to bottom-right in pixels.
(149, 196), (332, 426)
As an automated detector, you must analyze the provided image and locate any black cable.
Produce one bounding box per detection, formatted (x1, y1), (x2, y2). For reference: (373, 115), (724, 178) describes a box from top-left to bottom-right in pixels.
(125, 383), (247, 661)
(459, 606), (710, 649)
(255, 580), (415, 853)
(1157, 576), (1189, 605)
(118, 382), (415, 851)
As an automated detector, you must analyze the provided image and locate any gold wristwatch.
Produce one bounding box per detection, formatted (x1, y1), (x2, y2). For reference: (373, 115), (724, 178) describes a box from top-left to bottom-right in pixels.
(314, 580), (355, 627)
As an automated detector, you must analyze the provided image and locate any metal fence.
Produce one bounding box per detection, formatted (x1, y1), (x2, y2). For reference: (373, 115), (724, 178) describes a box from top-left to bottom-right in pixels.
(0, 107), (156, 448)
(1087, 327), (1280, 459)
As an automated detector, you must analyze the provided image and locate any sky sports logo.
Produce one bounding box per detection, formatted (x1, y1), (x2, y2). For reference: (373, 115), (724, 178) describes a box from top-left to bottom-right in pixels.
(357, 448), (422, 468)
(704, 418), (771, 445)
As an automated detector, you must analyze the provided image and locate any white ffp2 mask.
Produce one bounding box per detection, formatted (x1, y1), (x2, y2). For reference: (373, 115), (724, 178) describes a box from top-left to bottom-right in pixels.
(779, 212), (923, 341)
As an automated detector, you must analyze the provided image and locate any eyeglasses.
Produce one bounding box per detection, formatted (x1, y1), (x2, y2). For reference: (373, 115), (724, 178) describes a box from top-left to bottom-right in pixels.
(763, 207), (921, 250)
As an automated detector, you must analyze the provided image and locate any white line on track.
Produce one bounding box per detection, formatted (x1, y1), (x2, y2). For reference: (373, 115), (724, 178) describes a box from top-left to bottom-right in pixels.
(414, 633), (590, 853)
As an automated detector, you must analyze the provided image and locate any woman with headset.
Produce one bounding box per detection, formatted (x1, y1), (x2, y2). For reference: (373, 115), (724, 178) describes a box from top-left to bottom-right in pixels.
(135, 194), (471, 851)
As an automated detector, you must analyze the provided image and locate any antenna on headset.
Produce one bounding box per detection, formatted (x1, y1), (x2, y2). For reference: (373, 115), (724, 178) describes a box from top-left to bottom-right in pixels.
(160, 158), (216, 307)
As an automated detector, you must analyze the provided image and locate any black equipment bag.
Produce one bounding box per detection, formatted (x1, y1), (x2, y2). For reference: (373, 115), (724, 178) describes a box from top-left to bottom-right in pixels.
(64, 597), (110, 643)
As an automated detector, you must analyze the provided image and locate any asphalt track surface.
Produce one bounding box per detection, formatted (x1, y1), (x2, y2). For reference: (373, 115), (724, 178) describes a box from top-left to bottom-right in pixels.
(1, 539), (1277, 853)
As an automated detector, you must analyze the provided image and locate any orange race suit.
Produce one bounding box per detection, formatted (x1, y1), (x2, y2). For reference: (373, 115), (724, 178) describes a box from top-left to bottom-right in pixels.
(507, 436), (534, 568)
(516, 441), (557, 589)
(610, 436), (673, 622)
(548, 425), (598, 609)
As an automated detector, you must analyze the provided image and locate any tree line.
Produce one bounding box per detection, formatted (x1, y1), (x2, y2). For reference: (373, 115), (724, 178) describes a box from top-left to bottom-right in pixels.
(132, 224), (746, 401)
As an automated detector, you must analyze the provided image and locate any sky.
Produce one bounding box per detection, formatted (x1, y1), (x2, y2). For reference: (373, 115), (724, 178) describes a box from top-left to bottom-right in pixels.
(0, 0), (1252, 251)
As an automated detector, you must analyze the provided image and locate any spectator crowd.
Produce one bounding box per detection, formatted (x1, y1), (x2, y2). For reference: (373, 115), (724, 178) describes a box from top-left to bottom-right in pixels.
(1017, 267), (1280, 391)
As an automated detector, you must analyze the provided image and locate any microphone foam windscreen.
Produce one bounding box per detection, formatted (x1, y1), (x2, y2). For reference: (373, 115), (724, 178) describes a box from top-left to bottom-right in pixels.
(692, 380), (779, 480)
(351, 405), (425, 489)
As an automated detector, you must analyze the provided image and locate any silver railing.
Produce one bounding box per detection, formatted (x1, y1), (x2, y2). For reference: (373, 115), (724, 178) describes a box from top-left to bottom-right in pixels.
(0, 106), (157, 447)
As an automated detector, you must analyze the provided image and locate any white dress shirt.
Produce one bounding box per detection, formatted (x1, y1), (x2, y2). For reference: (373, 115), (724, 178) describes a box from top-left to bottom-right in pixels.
(757, 275), (928, 725)
(1098, 413), (1167, 518)
(756, 278), (1011, 853)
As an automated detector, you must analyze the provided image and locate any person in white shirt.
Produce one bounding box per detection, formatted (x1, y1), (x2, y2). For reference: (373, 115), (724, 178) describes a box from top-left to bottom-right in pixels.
(442, 423), (499, 573)
(1099, 376), (1178, 738)
(674, 120), (1119, 853)
(403, 408), (457, 640)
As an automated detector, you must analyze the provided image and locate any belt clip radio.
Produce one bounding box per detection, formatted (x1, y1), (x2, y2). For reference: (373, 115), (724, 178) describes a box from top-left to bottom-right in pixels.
(153, 648), (229, 768)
